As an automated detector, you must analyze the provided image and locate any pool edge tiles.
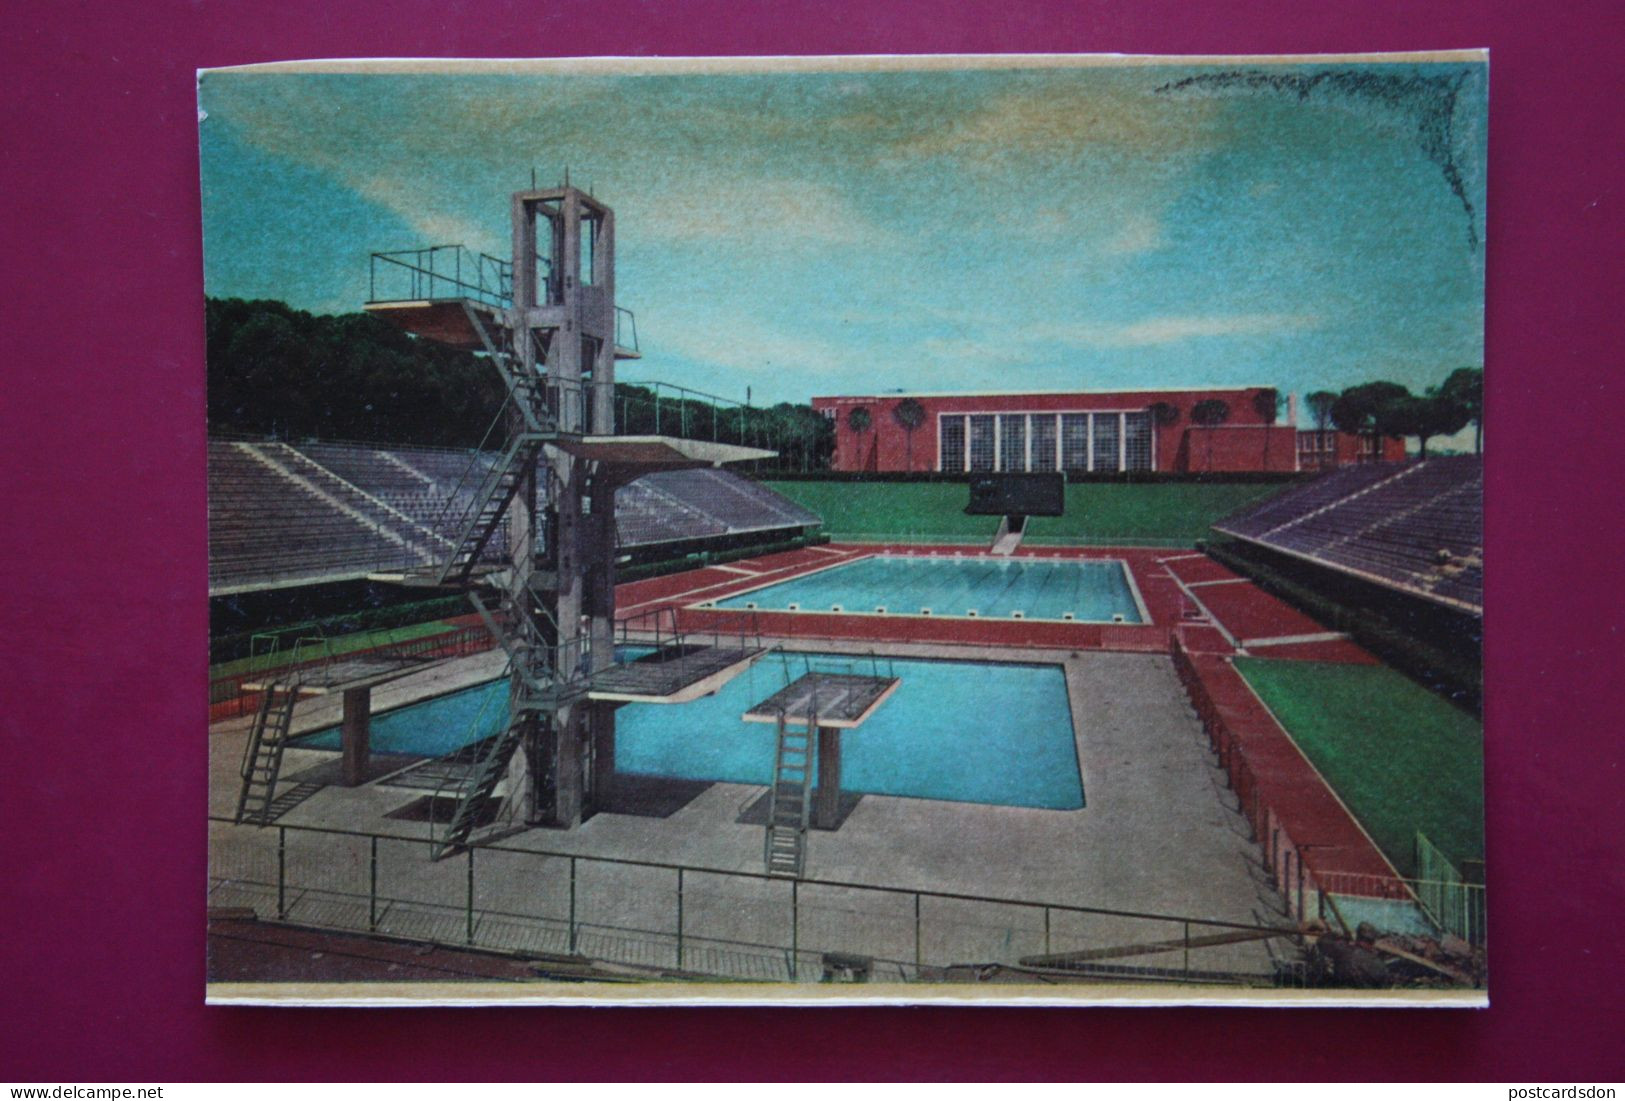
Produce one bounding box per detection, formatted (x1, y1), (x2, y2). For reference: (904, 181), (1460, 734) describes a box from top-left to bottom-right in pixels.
(697, 553), (1147, 625)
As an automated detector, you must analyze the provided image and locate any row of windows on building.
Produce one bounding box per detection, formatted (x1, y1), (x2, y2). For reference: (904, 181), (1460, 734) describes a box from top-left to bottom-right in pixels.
(1296, 429), (1389, 469)
(939, 411), (1155, 473)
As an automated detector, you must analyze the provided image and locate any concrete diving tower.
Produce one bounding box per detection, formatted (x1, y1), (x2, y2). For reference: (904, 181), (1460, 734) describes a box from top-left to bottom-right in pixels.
(744, 671), (901, 877)
(360, 185), (781, 856)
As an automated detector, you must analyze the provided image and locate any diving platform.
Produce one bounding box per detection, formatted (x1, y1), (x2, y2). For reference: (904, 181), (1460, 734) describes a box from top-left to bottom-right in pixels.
(548, 436), (774, 481)
(240, 652), (442, 696)
(365, 298), (643, 360)
(588, 644), (765, 704)
(743, 672), (901, 729)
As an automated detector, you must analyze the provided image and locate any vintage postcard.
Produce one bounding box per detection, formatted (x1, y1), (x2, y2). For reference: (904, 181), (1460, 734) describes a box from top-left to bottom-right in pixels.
(200, 52), (1486, 1005)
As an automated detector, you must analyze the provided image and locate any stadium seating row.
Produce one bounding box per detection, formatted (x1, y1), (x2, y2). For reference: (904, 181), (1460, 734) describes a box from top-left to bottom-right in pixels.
(209, 438), (820, 594)
(1212, 455), (1482, 613)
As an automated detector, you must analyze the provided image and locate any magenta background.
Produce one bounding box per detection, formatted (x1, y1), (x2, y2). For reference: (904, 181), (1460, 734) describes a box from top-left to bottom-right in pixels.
(3, 0), (1623, 1081)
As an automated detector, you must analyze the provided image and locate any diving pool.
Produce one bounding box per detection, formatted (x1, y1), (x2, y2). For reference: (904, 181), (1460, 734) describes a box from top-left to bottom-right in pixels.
(297, 652), (1083, 810)
(702, 555), (1144, 623)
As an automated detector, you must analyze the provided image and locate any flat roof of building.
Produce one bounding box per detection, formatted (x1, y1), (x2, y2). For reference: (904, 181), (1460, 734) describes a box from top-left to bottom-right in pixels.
(812, 386), (1275, 401)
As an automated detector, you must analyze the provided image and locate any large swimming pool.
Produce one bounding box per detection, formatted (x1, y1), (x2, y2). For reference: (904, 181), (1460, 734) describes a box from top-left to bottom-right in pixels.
(298, 652), (1083, 810)
(703, 554), (1144, 623)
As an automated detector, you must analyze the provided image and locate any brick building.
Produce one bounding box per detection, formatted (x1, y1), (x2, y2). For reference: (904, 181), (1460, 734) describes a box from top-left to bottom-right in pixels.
(811, 388), (1404, 474)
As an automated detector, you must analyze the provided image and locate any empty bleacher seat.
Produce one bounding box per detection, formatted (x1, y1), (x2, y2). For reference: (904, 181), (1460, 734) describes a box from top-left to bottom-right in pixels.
(1213, 456), (1482, 613)
(209, 438), (821, 593)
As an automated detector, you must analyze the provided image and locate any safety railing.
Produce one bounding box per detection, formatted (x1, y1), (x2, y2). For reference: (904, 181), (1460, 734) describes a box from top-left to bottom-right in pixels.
(368, 246), (512, 308)
(208, 816), (1299, 985)
(615, 306), (638, 354)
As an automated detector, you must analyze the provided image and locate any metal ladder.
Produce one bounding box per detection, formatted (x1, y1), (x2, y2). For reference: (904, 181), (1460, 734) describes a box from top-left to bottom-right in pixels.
(235, 678), (300, 826)
(765, 707), (816, 878)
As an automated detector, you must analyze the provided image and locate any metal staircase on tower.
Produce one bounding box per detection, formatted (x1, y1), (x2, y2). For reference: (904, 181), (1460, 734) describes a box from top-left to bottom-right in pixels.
(425, 304), (566, 588)
(430, 698), (530, 860)
(765, 709), (815, 877)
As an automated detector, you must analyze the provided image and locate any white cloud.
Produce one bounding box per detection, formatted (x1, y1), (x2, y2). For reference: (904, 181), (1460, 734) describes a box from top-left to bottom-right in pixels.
(635, 178), (896, 250)
(1101, 212), (1165, 256)
(352, 174), (503, 254)
(1035, 313), (1322, 348)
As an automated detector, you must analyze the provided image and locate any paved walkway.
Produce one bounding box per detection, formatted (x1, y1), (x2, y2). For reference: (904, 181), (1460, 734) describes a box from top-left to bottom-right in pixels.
(209, 642), (1293, 981)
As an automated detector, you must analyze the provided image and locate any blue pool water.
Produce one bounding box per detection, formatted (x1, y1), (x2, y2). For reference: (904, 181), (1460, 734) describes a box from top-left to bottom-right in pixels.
(298, 652), (1083, 810)
(705, 555), (1142, 623)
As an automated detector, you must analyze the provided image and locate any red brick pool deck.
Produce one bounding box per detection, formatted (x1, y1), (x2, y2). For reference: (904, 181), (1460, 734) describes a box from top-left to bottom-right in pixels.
(616, 543), (1404, 910)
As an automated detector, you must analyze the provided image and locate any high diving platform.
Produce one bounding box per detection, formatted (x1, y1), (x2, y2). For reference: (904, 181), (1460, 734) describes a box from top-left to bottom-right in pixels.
(364, 298), (643, 360)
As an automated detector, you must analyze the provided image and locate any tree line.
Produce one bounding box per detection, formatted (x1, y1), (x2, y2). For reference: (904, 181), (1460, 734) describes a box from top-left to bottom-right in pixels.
(206, 297), (506, 447)
(1306, 369), (1483, 458)
(205, 297), (835, 467)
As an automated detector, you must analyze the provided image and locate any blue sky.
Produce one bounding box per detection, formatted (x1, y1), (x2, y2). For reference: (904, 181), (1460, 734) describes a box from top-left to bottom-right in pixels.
(198, 57), (1486, 426)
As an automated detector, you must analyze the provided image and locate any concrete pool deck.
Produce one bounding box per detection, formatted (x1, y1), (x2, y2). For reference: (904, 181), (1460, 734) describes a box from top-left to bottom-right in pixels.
(209, 639), (1294, 982)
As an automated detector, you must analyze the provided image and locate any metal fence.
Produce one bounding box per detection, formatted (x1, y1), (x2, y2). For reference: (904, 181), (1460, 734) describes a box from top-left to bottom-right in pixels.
(1414, 832), (1488, 945)
(208, 817), (1297, 985)
(1315, 868), (1487, 948)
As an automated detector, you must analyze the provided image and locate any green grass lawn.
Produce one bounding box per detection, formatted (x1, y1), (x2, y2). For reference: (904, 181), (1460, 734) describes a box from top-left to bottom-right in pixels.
(764, 481), (1280, 546)
(1234, 658), (1484, 877)
(210, 618), (464, 680)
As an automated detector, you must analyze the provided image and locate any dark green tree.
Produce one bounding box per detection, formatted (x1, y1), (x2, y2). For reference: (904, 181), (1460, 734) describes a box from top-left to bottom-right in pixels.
(1148, 401), (1181, 427)
(846, 406), (874, 471)
(891, 398), (927, 472)
(1331, 381), (1411, 459)
(1190, 398), (1231, 471)
(1251, 387), (1282, 469)
(1305, 391), (1338, 431)
(1391, 393), (1471, 459)
(1437, 367), (1484, 453)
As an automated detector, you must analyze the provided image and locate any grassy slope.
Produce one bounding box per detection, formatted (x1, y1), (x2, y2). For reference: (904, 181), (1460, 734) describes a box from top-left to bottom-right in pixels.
(764, 481), (1280, 545)
(1234, 658), (1484, 876)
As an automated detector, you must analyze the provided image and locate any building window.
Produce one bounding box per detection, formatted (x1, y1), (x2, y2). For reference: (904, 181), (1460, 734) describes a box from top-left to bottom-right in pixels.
(1091, 413), (1120, 472)
(1061, 414), (1090, 471)
(999, 414), (1026, 472)
(939, 415), (966, 472)
(1030, 415), (1057, 472)
(1298, 430), (1335, 469)
(968, 414), (995, 472)
(1124, 411), (1152, 471)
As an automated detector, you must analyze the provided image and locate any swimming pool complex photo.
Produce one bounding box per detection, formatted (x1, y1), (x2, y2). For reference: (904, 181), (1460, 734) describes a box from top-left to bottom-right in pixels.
(201, 52), (1487, 1004)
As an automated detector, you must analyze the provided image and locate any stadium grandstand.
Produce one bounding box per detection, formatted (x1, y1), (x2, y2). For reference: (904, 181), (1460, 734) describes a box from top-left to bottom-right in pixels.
(1211, 455), (1483, 616)
(208, 437), (821, 595)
